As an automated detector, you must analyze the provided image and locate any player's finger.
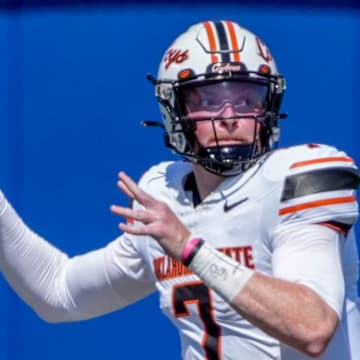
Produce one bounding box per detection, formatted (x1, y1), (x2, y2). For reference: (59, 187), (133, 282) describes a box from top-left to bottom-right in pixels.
(119, 222), (150, 236)
(117, 180), (134, 199)
(110, 204), (130, 217)
(110, 205), (153, 224)
(118, 172), (155, 207)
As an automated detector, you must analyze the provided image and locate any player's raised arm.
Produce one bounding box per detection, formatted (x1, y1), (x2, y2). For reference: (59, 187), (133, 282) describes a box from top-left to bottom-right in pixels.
(0, 190), (155, 322)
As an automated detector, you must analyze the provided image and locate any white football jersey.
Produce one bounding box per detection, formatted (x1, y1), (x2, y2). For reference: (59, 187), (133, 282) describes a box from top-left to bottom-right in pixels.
(1, 143), (358, 360)
(114, 143), (359, 360)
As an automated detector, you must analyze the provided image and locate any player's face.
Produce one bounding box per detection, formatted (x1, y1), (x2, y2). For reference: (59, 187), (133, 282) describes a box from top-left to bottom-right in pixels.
(181, 81), (267, 147)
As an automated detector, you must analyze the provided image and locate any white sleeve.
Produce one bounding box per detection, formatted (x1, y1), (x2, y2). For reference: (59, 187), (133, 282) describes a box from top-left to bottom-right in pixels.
(272, 223), (345, 318)
(0, 191), (155, 323)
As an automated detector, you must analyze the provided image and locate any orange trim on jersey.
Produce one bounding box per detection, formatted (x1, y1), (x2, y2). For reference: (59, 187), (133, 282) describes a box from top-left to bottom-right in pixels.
(319, 222), (349, 235)
(225, 20), (240, 62)
(279, 195), (356, 215)
(290, 156), (354, 169)
(203, 21), (218, 63)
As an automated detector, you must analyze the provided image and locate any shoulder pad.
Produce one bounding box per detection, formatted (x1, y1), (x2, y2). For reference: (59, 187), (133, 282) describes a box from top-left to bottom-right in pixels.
(267, 144), (360, 229)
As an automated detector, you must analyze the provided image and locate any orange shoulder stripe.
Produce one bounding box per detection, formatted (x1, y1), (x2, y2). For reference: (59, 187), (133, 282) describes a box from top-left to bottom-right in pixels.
(279, 195), (356, 215)
(290, 157), (354, 169)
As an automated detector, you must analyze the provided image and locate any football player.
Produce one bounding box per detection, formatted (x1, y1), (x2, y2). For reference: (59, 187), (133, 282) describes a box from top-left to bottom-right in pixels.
(1, 20), (359, 360)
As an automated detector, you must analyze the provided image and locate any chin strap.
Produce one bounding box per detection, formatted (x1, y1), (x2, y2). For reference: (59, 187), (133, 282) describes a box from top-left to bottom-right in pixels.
(197, 144), (257, 176)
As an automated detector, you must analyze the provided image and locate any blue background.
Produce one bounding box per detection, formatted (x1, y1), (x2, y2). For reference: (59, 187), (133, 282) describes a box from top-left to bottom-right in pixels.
(0, 2), (359, 359)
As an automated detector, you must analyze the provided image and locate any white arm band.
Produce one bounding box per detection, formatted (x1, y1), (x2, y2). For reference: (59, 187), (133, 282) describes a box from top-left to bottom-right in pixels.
(186, 239), (254, 302)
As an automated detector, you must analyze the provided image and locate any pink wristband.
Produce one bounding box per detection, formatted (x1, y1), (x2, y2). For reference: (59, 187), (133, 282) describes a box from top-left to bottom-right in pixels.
(181, 237), (204, 266)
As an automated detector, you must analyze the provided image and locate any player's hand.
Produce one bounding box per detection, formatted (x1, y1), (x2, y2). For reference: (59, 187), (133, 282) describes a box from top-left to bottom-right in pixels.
(110, 171), (191, 260)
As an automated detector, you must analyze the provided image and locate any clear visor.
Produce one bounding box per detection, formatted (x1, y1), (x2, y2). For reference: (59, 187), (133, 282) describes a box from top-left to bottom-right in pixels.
(179, 81), (269, 115)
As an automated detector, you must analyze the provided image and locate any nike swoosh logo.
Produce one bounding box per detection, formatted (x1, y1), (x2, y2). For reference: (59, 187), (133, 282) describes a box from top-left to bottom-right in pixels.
(223, 197), (249, 212)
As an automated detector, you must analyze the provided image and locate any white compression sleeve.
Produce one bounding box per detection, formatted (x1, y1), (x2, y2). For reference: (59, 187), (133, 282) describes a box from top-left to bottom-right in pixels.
(0, 191), (73, 319)
(0, 191), (135, 322)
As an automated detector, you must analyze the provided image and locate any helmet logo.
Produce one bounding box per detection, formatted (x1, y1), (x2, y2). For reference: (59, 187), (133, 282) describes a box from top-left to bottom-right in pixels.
(178, 68), (195, 80)
(258, 64), (271, 74)
(256, 37), (273, 63)
(163, 48), (189, 69)
(211, 62), (244, 73)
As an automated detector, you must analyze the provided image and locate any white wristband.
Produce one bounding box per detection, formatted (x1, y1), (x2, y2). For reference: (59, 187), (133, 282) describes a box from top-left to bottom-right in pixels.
(188, 242), (254, 302)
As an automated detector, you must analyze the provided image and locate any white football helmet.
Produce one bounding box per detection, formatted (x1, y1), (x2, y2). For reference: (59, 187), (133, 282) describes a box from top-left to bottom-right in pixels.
(147, 20), (286, 176)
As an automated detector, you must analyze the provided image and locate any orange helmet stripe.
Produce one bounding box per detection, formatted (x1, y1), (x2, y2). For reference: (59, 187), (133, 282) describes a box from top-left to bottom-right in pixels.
(203, 21), (219, 63)
(225, 20), (240, 62)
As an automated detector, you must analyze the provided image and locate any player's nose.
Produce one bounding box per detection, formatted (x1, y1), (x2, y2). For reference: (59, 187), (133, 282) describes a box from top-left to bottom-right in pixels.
(218, 104), (239, 131)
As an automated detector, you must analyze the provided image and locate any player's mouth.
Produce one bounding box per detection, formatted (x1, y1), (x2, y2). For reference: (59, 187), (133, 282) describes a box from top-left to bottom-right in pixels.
(207, 137), (251, 147)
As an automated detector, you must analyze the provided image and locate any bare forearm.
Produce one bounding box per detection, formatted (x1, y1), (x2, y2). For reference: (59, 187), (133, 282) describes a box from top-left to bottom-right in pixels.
(186, 240), (339, 357)
(231, 272), (338, 356)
